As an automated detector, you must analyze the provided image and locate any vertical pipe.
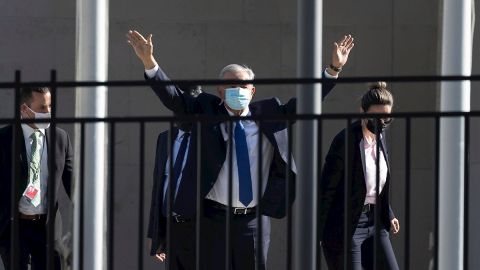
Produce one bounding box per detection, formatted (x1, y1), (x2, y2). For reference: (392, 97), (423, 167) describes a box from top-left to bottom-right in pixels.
(195, 121), (203, 270)
(315, 118), (323, 270)
(74, 0), (109, 268)
(256, 122), (263, 270)
(439, 0), (471, 269)
(295, 0), (322, 268)
(434, 117), (440, 270)
(10, 70), (21, 270)
(138, 122), (145, 269)
(166, 122), (174, 270)
(79, 123), (86, 270)
(107, 123), (115, 270)
(343, 119), (352, 270)
(374, 121), (380, 270)
(47, 70), (57, 270)
(463, 116), (470, 270)
(404, 118), (411, 270)
(286, 120), (293, 270)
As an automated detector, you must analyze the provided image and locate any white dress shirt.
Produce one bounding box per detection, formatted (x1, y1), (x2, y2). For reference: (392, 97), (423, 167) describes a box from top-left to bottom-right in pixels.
(19, 124), (48, 215)
(205, 109), (275, 208)
(162, 130), (191, 201)
(361, 136), (388, 205)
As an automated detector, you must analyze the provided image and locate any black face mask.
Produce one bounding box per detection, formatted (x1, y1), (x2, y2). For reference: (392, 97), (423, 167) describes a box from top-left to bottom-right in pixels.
(366, 118), (393, 134)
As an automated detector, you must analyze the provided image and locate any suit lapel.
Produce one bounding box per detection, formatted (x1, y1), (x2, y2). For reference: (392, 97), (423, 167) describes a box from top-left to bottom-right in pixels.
(17, 126), (29, 198)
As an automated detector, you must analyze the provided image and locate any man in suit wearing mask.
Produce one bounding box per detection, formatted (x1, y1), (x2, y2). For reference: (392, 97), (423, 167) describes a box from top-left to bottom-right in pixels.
(127, 30), (354, 269)
(0, 87), (73, 270)
(147, 86), (204, 270)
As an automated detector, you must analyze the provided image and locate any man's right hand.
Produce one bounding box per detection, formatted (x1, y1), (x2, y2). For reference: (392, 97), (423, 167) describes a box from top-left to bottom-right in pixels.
(155, 253), (166, 262)
(126, 30), (158, 70)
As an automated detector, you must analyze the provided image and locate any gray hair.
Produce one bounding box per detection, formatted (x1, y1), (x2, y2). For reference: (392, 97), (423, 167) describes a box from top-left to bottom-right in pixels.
(218, 64), (255, 80)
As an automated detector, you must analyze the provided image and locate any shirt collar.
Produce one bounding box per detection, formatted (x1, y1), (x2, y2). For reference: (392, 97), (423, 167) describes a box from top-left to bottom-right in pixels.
(21, 124), (46, 140)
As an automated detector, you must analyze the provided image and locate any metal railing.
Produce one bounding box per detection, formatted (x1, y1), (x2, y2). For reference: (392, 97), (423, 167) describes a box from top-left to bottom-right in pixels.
(0, 70), (478, 270)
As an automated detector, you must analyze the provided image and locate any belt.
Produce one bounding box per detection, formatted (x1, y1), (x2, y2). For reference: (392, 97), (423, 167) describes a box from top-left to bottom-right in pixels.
(205, 200), (256, 215)
(19, 213), (46, 221)
(362, 204), (375, 213)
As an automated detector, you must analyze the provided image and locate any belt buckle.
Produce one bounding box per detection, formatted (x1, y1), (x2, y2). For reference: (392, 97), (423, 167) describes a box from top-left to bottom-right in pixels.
(233, 207), (248, 215)
(173, 215), (183, 223)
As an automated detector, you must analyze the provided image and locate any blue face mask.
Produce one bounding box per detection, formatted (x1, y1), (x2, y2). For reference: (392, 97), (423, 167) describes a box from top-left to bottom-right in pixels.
(224, 87), (252, 110)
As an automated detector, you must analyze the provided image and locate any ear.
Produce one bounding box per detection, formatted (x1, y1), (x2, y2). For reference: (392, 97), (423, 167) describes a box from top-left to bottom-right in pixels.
(217, 86), (224, 99)
(251, 86), (256, 96)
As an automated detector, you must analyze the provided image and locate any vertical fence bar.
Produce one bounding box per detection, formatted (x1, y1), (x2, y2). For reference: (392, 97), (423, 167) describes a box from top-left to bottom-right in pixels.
(343, 118), (352, 270)
(138, 122), (145, 270)
(286, 120), (293, 270)
(166, 121), (174, 270)
(404, 117), (411, 270)
(316, 118), (323, 270)
(434, 116), (440, 270)
(226, 120), (233, 270)
(463, 115), (470, 270)
(10, 70), (21, 270)
(195, 120), (203, 270)
(47, 70), (57, 270)
(107, 122), (116, 270)
(374, 119), (381, 270)
(256, 121), (263, 270)
(79, 122), (86, 270)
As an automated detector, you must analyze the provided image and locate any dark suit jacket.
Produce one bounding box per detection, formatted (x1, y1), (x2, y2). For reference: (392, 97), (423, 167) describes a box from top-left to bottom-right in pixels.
(318, 120), (395, 250)
(146, 66), (336, 219)
(0, 125), (73, 238)
(147, 128), (198, 255)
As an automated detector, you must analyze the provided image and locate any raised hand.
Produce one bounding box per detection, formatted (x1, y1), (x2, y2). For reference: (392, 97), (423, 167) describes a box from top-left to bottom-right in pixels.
(331, 34), (355, 69)
(126, 30), (157, 69)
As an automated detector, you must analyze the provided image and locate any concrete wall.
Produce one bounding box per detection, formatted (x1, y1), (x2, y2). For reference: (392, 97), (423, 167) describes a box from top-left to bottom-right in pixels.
(0, 0), (479, 269)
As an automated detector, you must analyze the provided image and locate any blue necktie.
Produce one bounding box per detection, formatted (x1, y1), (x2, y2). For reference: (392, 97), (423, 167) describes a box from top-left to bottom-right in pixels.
(234, 121), (253, 206)
(163, 132), (190, 216)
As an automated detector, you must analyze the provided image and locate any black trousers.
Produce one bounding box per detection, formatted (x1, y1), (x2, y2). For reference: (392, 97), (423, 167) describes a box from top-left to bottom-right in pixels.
(164, 219), (197, 270)
(202, 205), (270, 270)
(0, 218), (60, 270)
(323, 211), (399, 270)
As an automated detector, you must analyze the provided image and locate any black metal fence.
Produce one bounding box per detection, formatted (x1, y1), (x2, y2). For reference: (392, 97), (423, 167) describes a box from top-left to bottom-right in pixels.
(0, 70), (478, 270)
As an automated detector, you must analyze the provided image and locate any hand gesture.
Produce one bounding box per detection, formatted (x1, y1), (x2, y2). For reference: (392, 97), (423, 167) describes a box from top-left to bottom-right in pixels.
(390, 218), (400, 234)
(331, 34), (355, 69)
(126, 30), (157, 69)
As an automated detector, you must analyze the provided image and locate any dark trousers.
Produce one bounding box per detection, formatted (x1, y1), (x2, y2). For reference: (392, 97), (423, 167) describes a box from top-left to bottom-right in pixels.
(165, 219), (197, 270)
(203, 205), (270, 270)
(0, 218), (61, 270)
(323, 211), (399, 270)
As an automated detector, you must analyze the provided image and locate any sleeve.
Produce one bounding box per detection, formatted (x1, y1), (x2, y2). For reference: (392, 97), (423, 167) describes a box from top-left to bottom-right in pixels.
(62, 133), (74, 199)
(144, 65), (198, 115)
(279, 69), (337, 115)
(389, 204), (395, 220)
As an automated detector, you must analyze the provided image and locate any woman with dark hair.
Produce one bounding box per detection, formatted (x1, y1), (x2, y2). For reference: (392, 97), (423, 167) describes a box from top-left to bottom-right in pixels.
(319, 82), (400, 270)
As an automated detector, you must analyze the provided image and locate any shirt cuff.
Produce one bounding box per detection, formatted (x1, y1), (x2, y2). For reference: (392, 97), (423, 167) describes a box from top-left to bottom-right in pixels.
(145, 65), (159, 78)
(323, 68), (338, 79)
